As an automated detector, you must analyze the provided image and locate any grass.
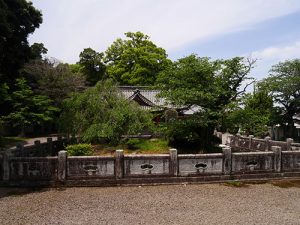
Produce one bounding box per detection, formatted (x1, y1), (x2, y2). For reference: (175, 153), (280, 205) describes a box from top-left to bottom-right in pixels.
(126, 139), (169, 154)
(92, 138), (169, 155)
(224, 180), (249, 188)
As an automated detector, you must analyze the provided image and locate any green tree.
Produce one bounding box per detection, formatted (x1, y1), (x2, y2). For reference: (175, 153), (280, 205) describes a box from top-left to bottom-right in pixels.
(105, 31), (171, 86)
(59, 80), (153, 144)
(259, 59), (300, 137)
(157, 55), (255, 149)
(0, 0), (42, 84)
(2, 78), (59, 136)
(22, 59), (86, 106)
(29, 42), (48, 60)
(0, 83), (9, 105)
(223, 92), (275, 137)
(78, 48), (106, 86)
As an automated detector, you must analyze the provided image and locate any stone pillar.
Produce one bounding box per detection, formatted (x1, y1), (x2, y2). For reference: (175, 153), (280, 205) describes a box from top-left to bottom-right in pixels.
(34, 140), (41, 156)
(235, 134), (240, 148)
(226, 135), (233, 146)
(272, 146), (281, 173)
(222, 146), (232, 175)
(58, 150), (67, 182)
(264, 136), (271, 151)
(115, 149), (124, 179)
(47, 137), (53, 155)
(249, 135), (254, 150)
(286, 138), (294, 151)
(16, 143), (24, 157)
(57, 135), (62, 142)
(16, 143), (24, 151)
(2, 152), (10, 181)
(169, 148), (178, 176)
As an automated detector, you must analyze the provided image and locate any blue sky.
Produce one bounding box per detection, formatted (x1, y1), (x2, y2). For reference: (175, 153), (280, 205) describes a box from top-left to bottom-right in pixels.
(29, 0), (300, 81)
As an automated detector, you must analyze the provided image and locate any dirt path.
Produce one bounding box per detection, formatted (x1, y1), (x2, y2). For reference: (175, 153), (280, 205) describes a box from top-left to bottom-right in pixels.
(6, 135), (59, 150)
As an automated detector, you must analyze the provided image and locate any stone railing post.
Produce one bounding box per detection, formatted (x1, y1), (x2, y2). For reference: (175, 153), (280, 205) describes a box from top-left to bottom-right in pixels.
(34, 140), (41, 156)
(226, 135), (233, 146)
(58, 150), (67, 182)
(286, 138), (294, 151)
(16, 143), (24, 151)
(47, 137), (53, 155)
(248, 135), (254, 150)
(169, 148), (178, 176)
(222, 146), (232, 175)
(57, 135), (62, 142)
(264, 136), (271, 151)
(217, 132), (222, 140)
(235, 134), (240, 148)
(272, 146), (281, 172)
(115, 149), (124, 179)
(16, 143), (24, 157)
(2, 152), (10, 181)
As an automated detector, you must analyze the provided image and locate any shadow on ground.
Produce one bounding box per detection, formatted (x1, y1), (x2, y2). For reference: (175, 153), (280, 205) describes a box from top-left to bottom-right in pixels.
(0, 187), (66, 199)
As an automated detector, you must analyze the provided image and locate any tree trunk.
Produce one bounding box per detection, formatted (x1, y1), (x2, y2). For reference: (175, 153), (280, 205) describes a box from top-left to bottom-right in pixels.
(18, 125), (25, 137)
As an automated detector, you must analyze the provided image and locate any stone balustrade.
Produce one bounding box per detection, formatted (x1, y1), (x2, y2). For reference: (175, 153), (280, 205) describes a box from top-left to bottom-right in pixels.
(1, 146), (300, 187)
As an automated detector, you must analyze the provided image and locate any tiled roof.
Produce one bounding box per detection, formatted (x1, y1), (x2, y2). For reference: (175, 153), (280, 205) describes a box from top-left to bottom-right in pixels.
(120, 86), (168, 108)
(119, 86), (202, 114)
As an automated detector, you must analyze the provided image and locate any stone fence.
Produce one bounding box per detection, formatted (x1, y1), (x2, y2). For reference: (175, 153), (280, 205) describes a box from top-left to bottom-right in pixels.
(215, 132), (300, 152)
(6, 135), (76, 157)
(1, 146), (300, 187)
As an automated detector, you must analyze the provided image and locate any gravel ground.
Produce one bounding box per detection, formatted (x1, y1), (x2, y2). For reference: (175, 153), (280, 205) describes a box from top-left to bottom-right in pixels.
(0, 181), (299, 225)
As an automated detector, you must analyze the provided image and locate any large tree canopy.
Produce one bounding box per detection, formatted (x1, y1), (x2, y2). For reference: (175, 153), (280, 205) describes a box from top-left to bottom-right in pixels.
(78, 48), (106, 86)
(0, 0), (42, 83)
(22, 59), (86, 106)
(157, 55), (255, 148)
(105, 31), (171, 86)
(2, 78), (58, 136)
(222, 91), (276, 137)
(259, 59), (300, 137)
(158, 55), (254, 113)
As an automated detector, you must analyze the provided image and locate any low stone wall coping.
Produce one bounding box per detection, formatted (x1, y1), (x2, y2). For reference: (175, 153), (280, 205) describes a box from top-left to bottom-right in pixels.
(178, 153), (223, 158)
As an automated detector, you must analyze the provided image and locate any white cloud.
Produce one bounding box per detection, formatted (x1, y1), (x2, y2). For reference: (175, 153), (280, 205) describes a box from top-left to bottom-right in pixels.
(249, 41), (300, 80)
(29, 0), (300, 63)
(252, 41), (300, 60)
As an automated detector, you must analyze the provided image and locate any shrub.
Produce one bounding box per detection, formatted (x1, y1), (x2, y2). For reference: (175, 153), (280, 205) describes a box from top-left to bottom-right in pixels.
(66, 143), (93, 156)
(126, 139), (141, 150)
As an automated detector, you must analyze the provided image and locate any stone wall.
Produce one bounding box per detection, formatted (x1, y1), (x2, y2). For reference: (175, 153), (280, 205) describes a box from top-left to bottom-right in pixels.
(9, 157), (58, 181)
(1, 146), (300, 187)
(7, 136), (74, 157)
(67, 156), (115, 179)
(220, 133), (300, 152)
